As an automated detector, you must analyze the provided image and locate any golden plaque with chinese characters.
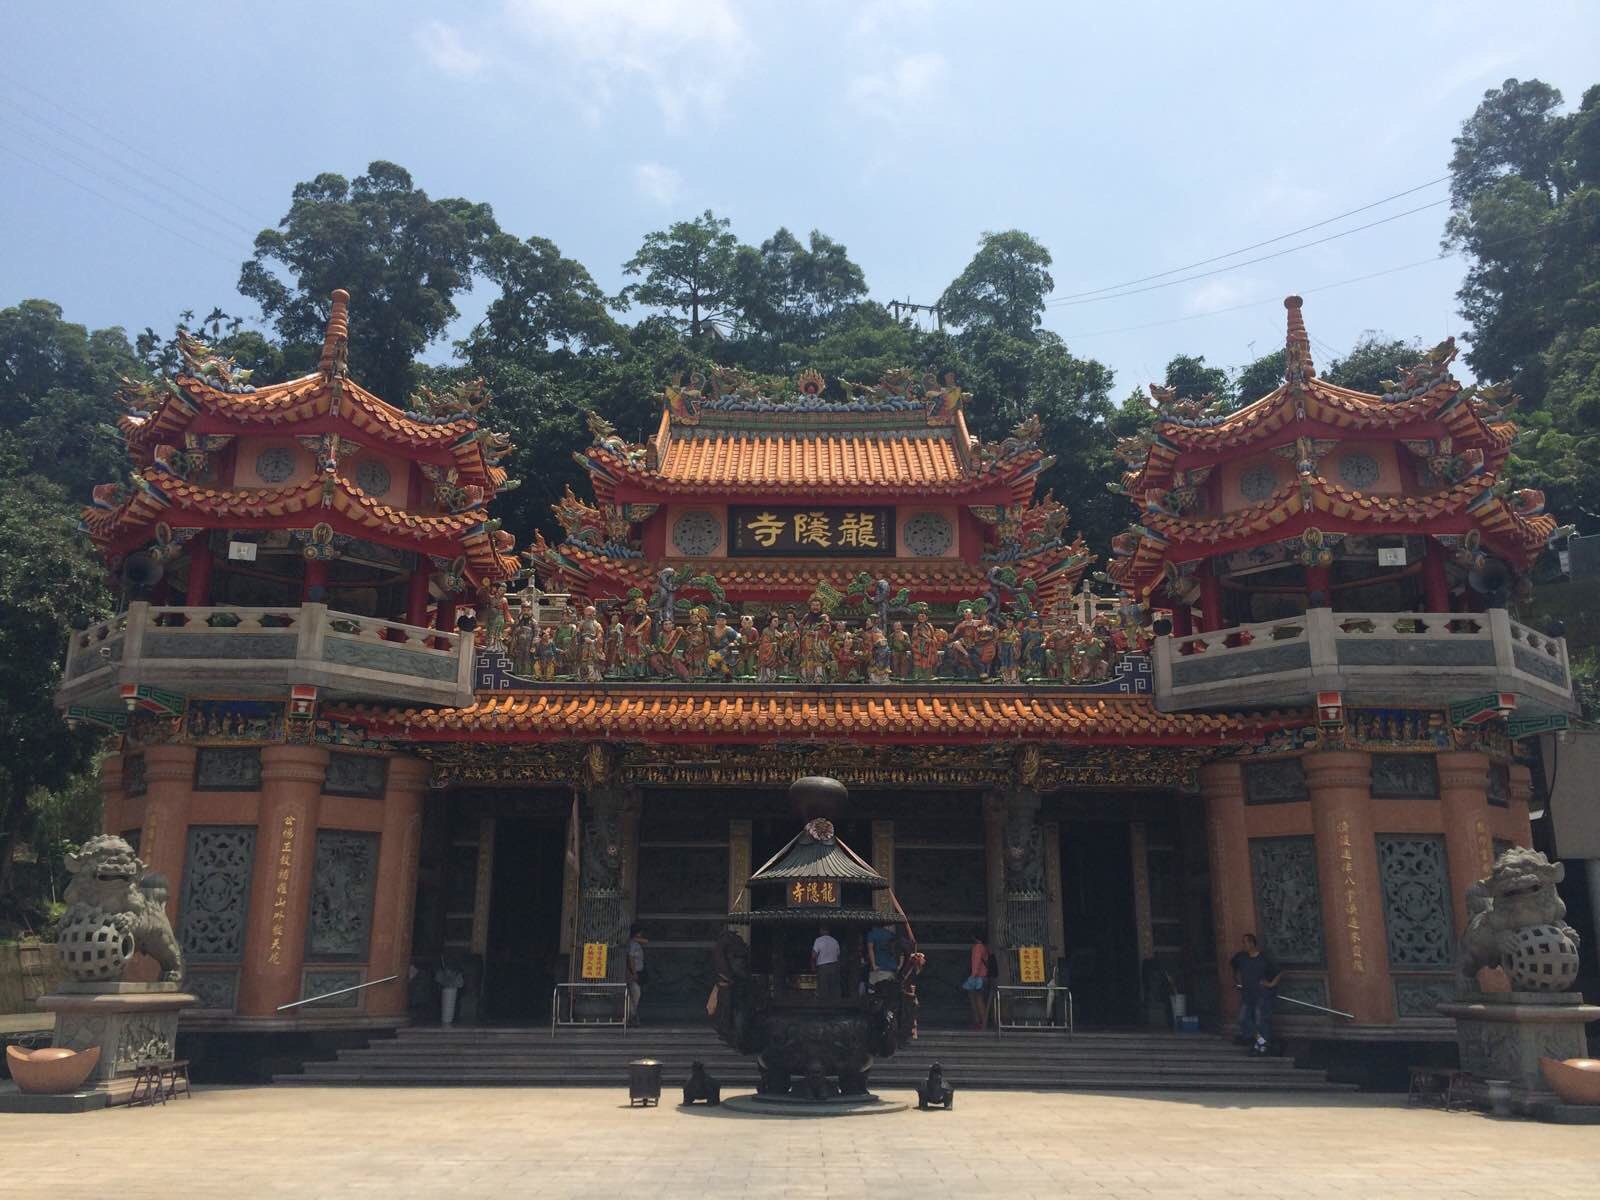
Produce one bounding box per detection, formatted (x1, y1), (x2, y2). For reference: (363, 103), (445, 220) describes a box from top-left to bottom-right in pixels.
(728, 506), (896, 556)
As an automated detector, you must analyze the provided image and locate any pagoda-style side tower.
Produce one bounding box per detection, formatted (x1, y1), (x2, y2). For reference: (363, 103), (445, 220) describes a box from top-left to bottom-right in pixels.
(524, 367), (1092, 615)
(1109, 296), (1573, 718)
(59, 290), (520, 714)
(1112, 297), (1573, 1037)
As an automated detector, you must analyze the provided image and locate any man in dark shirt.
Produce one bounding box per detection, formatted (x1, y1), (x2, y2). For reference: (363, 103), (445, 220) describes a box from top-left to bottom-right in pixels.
(1229, 933), (1280, 1054)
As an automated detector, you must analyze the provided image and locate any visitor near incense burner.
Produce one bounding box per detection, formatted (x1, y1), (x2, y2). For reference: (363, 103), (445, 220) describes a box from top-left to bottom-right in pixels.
(812, 925), (842, 999)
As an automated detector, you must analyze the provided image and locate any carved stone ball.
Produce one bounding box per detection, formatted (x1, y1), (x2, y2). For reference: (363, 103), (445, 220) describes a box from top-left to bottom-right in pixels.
(1507, 923), (1580, 992)
(57, 909), (135, 981)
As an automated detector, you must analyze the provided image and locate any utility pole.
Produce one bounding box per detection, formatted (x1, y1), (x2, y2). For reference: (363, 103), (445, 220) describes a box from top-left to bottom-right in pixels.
(888, 298), (943, 332)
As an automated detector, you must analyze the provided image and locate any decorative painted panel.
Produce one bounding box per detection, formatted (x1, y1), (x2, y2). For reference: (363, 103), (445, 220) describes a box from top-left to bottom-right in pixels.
(301, 969), (363, 1009)
(179, 825), (256, 962)
(1377, 835), (1453, 968)
(194, 747), (261, 791)
(323, 752), (388, 798)
(1369, 753), (1438, 799)
(1249, 837), (1324, 965)
(306, 831), (379, 961)
(1244, 759), (1308, 805)
(1394, 976), (1454, 1017)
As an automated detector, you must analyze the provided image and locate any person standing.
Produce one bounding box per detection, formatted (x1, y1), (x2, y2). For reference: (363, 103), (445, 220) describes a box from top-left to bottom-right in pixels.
(865, 921), (901, 990)
(811, 925), (842, 1000)
(964, 931), (994, 1029)
(625, 925), (648, 1027)
(1229, 933), (1280, 1054)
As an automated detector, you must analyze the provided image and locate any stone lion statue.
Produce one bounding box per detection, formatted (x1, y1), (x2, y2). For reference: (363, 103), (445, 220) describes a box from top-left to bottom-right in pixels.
(1457, 847), (1580, 994)
(56, 835), (184, 984)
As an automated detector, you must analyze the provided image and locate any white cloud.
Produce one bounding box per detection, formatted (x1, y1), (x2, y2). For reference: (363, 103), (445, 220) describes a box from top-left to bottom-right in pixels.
(851, 0), (935, 38)
(503, 0), (749, 126)
(847, 50), (947, 122)
(1183, 278), (1253, 315)
(633, 162), (684, 205)
(415, 20), (487, 79)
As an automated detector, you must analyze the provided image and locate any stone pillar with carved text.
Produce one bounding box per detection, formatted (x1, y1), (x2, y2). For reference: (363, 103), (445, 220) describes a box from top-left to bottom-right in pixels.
(1506, 763), (1535, 847)
(1199, 760), (1251, 1024)
(575, 744), (629, 983)
(138, 744), (196, 930)
(1305, 750), (1395, 1024)
(871, 820), (895, 916)
(729, 819), (753, 930)
(236, 743), (327, 1018)
(365, 754), (428, 1018)
(1437, 750), (1494, 934)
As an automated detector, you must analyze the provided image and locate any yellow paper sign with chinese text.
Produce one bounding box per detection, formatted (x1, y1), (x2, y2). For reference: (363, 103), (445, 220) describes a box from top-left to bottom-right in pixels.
(1017, 945), (1046, 984)
(580, 941), (608, 980)
(785, 879), (840, 907)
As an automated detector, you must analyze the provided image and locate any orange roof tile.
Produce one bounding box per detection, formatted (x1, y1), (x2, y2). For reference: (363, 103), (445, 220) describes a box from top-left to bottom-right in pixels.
(333, 687), (1290, 745)
(655, 431), (966, 491)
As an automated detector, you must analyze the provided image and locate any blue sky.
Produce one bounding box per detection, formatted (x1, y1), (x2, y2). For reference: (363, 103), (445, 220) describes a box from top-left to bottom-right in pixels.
(3, 2), (1598, 397)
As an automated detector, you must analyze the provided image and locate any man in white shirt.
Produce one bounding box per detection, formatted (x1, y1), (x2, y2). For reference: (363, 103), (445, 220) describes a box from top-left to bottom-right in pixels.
(811, 925), (842, 1000)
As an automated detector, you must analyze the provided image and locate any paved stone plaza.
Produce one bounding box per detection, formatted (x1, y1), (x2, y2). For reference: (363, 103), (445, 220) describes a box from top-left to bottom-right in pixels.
(2, 1085), (1597, 1198)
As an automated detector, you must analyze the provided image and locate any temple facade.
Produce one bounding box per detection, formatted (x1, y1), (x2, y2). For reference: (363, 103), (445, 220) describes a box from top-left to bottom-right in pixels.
(57, 293), (1576, 1047)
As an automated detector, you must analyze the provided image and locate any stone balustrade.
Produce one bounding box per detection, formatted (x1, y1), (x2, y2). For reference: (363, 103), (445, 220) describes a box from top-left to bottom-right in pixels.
(58, 602), (474, 712)
(1152, 608), (1575, 716)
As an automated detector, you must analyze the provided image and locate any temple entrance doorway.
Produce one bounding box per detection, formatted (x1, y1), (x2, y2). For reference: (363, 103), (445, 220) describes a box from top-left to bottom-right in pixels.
(1061, 821), (1140, 1026)
(481, 817), (566, 1022)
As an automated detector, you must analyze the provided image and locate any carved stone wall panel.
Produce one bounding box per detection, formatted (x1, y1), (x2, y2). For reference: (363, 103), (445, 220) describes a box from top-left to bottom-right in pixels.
(184, 969), (239, 1011)
(636, 846), (728, 915)
(179, 825), (256, 962)
(1275, 974), (1330, 1011)
(1393, 976), (1454, 1017)
(1244, 759), (1308, 805)
(301, 969), (363, 1009)
(1369, 753), (1438, 799)
(306, 831), (379, 961)
(1249, 836), (1325, 965)
(1376, 835), (1453, 968)
(194, 747), (262, 791)
(323, 752), (388, 798)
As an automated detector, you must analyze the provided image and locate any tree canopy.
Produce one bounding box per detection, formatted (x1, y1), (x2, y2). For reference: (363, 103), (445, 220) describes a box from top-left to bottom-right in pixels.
(939, 230), (1055, 339)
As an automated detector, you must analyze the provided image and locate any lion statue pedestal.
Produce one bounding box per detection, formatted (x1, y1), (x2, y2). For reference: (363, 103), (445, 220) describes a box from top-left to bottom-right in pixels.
(13, 836), (196, 1111)
(1439, 849), (1600, 1122)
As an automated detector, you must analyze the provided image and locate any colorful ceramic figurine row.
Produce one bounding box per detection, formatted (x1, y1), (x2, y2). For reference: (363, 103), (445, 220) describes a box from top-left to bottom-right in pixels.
(495, 594), (1149, 686)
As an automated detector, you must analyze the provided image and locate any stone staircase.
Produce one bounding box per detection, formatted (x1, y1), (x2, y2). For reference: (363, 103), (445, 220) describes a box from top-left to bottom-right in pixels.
(275, 1025), (1352, 1093)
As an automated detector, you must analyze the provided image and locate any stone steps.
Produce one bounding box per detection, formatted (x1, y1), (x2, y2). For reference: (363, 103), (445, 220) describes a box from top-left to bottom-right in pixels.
(275, 1025), (1352, 1093)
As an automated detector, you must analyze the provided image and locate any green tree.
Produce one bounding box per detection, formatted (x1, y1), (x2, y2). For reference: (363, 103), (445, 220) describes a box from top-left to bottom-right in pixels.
(618, 210), (743, 341)
(1162, 353), (1233, 406)
(1232, 349), (1285, 409)
(733, 227), (868, 359)
(0, 473), (110, 897)
(1322, 335), (1422, 393)
(239, 161), (498, 404)
(940, 230), (1055, 339)
(0, 299), (140, 501)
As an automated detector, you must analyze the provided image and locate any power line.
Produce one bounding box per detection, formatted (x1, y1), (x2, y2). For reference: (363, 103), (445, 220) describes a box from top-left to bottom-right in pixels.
(1058, 254), (1458, 340)
(1050, 175), (1450, 302)
(0, 141), (244, 267)
(0, 74), (267, 228)
(5, 120), (246, 253)
(1045, 199), (1450, 309)
(1, 93), (265, 239)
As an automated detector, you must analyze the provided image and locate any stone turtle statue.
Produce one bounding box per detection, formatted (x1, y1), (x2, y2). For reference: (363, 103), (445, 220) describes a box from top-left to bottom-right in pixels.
(1457, 847), (1581, 994)
(56, 835), (183, 984)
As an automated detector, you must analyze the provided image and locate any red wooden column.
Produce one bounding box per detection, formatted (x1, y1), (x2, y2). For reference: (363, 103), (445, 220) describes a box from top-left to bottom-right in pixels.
(1304, 751), (1395, 1024)
(1305, 565), (1332, 609)
(236, 744), (327, 1018)
(405, 566), (431, 630)
(1199, 760), (1253, 1025)
(302, 559), (328, 602)
(1437, 750), (1493, 933)
(1422, 540), (1451, 612)
(1170, 602), (1193, 638)
(1198, 561), (1223, 632)
(184, 538), (213, 607)
(364, 755), (429, 1018)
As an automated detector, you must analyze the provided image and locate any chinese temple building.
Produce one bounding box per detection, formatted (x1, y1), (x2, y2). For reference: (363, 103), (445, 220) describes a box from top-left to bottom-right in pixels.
(56, 293), (1577, 1060)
